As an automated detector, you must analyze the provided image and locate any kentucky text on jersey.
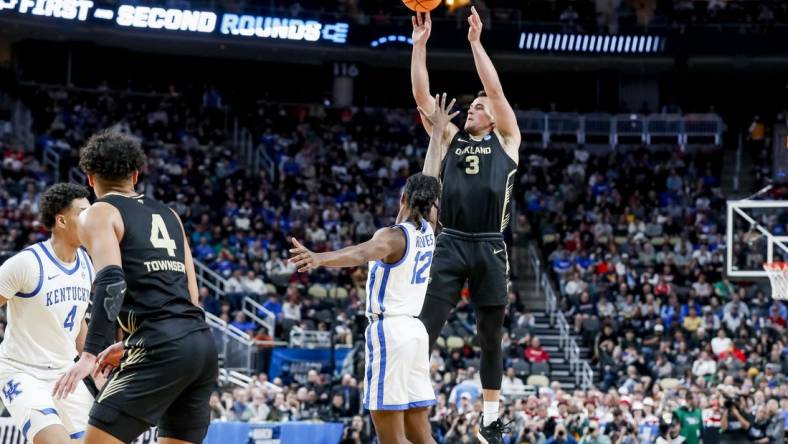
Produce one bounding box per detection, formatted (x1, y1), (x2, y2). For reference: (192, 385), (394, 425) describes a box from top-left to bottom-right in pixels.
(45, 286), (90, 306)
(143, 260), (186, 273)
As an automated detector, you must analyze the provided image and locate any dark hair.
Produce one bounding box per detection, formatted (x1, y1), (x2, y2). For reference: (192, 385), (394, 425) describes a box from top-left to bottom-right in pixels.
(477, 90), (487, 98)
(403, 173), (441, 229)
(39, 183), (90, 229)
(79, 130), (146, 182)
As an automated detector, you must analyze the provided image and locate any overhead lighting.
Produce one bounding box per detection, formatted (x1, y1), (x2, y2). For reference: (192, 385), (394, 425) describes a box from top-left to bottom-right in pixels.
(518, 32), (664, 54)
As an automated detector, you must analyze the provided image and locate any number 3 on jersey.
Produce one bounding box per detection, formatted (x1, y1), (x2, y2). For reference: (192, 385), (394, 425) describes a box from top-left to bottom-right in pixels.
(150, 214), (177, 256)
(465, 155), (479, 175)
(411, 251), (433, 284)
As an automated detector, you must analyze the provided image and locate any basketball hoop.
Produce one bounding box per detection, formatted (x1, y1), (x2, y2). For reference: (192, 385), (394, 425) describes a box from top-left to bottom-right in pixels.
(763, 262), (788, 300)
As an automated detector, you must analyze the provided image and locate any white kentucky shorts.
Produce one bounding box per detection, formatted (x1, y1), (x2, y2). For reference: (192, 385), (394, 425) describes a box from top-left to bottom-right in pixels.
(0, 363), (93, 441)
(363, 315), (436, 411)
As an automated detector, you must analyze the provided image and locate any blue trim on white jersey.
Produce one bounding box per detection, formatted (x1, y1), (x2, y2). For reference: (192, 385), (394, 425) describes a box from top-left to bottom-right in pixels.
(15, 248), (43, 298)
(23, 408), (59, 439)
(363, 321), (373, 408)
(375, 317), (387, 409)
(80, 248), (93, 282)
(39, 242), (81, 275)
(376, 267), (390, 313)
(70, 431), (85, 439)
(379, 225), (409, 268)
(366, 262), (379, 314)
(366, 399), (437, 411)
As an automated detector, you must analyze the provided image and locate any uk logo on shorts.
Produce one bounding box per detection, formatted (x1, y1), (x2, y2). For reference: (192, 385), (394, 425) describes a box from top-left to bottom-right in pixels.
(2, 380), (21, 402)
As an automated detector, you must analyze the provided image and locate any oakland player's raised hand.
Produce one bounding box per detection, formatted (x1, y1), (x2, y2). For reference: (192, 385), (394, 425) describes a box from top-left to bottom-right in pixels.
(289, 238), (319, 272)
(468, 6), (483, 43)
(412, 11), (431, 46)
(418, 93), (459, 131)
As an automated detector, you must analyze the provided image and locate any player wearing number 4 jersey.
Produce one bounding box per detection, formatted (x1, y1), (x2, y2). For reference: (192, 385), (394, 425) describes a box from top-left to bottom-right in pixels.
(0, 183), (95, 444)
(289, 173), (442, 444)
(53, 130), (217, 444)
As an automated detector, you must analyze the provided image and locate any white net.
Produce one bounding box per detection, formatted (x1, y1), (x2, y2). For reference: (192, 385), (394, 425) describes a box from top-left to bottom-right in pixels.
(764, 262), (788, 300)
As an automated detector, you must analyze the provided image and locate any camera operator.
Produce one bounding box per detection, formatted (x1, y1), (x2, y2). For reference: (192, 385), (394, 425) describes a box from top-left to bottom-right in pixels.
(720, 390), (751, 444)
(445, 414), (476, 444)
(579, 421), (611, 444)
(339, 415), (371, 444)
(747, 401), (784, 444)
(656, 422), (686, 444)
(547, 424), (578, 444)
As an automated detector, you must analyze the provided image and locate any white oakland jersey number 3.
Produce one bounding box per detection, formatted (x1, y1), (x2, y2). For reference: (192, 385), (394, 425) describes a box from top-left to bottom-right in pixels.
(150, 214), (176, 256)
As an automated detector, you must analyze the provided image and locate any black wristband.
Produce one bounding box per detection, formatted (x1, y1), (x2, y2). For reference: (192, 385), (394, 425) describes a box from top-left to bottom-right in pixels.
(84, 265), (126, 356)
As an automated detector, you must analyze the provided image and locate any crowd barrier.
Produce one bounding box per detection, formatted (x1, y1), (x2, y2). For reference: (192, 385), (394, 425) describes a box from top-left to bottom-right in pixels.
(0, 417), (345, 444)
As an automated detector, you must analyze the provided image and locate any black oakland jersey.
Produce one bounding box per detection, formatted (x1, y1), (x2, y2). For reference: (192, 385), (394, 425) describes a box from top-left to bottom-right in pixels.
(439, 130), (518, 233)
(98, 193), (207, 347)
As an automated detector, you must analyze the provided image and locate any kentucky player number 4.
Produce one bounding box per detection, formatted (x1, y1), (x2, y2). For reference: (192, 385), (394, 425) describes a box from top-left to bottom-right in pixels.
(0, 183), (95, 443)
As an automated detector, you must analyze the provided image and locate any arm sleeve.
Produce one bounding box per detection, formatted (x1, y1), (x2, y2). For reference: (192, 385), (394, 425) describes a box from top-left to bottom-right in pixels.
(0, 249), (43, 298)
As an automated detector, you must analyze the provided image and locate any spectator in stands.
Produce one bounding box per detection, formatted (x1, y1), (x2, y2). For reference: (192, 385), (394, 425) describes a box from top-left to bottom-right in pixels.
(449, 372), (481, 410)
(242, 270), (266, 300)
(231, 312), (257, 334)
(267, 250), (295, 288)
(262, 292), (283, 320)
(525, 337), (551, 363)
(282, 290), (302, 322)
(501, 367), (525, 397)
(339, 415), (371, 444)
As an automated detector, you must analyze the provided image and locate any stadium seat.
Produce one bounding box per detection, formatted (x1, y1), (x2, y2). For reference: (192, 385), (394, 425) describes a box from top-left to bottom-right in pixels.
(436, 337), (446, 348)
(265, 284), (277, 295)
(651, 237), (665, 246)
(308, 285), (328, 299)
(581, 318), (601, 345)
(530, 361), (550, 376)
(660, 378), (680, 390)
(329, 287), (349, 301)
(542, 234), (556, 243)
(512, 359), (530, 378)
(526, 374), (550, 387)
(512, 326), (530, 338)
(446, 336), (464, 350)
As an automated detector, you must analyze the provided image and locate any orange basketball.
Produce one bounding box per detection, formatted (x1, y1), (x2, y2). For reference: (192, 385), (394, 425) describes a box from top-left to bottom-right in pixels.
(402, 0), (442, 13)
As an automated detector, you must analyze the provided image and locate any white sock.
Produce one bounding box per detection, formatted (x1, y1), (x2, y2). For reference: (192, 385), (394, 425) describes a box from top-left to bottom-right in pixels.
(483, 401), (499, 427)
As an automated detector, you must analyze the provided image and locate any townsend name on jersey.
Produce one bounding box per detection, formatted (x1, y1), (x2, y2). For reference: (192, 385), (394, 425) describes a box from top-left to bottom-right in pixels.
(143, 260), (186, 273)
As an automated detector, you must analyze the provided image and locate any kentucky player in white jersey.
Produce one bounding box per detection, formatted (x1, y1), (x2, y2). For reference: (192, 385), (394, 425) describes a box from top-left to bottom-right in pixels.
(289, 173), (441, 444)
(0, 183), (95, 444)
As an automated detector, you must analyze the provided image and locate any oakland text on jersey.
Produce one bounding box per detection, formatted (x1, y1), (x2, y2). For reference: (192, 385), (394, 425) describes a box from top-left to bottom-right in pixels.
(45, 286), (90, 307)
(455, 145), (492, 156)
(143, 259), (186, 273)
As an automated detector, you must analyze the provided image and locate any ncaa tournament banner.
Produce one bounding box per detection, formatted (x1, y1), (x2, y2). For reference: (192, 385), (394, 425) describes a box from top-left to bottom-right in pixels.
(268, 348), (353, 384)
(0, 417), (158, 443)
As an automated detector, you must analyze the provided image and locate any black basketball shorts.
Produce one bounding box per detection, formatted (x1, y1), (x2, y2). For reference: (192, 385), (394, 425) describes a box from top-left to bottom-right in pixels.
(425, 228), (509, 308)
(89, 328), (218, 443)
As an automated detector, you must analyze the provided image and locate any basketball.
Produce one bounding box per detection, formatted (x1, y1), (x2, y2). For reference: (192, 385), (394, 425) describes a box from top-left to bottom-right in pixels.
(403, 0), (442, 13)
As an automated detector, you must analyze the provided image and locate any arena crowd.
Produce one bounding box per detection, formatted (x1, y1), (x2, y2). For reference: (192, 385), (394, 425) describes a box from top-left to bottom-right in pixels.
(0, 83), (785, 444)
